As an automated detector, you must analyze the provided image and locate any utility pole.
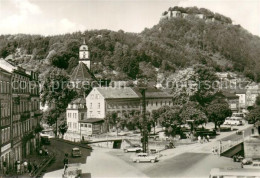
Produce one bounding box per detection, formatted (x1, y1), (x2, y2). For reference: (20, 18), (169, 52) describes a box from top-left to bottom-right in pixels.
(140, 87), (148, 153)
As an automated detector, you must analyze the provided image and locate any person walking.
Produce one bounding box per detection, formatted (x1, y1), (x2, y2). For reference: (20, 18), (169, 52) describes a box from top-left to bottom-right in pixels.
(198, 135), (201, 143)
(2, 161), (7, 175)
(16, 161), (21, 174)
(63, 154), (69, 174)
(23, 160), (28, 173)
(206, 135), (210, 142)
(28, 162), (32, 175)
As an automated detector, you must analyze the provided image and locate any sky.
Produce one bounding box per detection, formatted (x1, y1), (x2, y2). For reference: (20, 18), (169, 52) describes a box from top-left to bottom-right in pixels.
(0, 0), (259, 36)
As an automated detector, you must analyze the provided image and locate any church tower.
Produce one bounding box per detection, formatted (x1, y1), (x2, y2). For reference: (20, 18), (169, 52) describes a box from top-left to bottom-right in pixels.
(79, 39), (90, 69)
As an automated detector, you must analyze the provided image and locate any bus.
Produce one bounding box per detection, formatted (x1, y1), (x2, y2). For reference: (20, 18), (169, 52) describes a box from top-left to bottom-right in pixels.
(209, 168), (260, 178)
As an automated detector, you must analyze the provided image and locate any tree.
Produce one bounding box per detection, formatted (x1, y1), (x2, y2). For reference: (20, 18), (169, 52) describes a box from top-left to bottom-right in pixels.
(180, 102), (207, 131)
(151, 110), (160, 134)
(41, 68), (77, 136)
(106, 111), (121, 135)
(246, 106), (260, 124)
(206, 99), (232, 129)
(255, 96), (260, 106)
(59, 122), (68, 139)
(190, 64), (218, 106)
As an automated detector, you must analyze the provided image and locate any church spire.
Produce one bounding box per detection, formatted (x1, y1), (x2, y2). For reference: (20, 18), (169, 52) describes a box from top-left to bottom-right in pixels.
(79, 38), (90, 69)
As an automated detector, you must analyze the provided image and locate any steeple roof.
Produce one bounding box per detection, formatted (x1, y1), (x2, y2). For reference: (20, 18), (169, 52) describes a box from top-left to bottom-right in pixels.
(70, 62), (97, 81)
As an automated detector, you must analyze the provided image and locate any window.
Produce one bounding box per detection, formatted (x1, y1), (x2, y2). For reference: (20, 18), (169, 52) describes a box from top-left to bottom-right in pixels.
(90, 103), (92, 109)
(156, 102), (158, 106)
(98, 103), (100, 109)
(88, 124), (92, 128)
(91, 94), (94, 99)
(90, 111), (93, 117)
(98, 111), (100, 115)
(96, 94), (99, 99)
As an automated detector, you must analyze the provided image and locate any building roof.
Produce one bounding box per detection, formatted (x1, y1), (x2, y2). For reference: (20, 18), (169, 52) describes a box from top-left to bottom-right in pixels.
(95, 87), (139, 99)
(221, 90), (239, 99)
(133, 87), (172, 99)
(0, 58), (16, 73)
(79, 118), (104, 123)
(70, 62), (96, 81)
(233, 89), (247, 94)
(0, 66), (11, 75)
(71, 98), (86, 104)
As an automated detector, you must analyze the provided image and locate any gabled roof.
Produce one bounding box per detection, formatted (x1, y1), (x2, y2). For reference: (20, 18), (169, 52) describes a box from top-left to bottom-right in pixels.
(0, 66), (11, 75)
(0, 58), (16, 73)
(95, 87), (139, 99)
(70, 62), (97, 81)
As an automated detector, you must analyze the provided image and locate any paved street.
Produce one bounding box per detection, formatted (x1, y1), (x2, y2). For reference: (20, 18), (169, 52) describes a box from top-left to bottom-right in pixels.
(44, 139), (91, 172)
(143, 152), (240, 177)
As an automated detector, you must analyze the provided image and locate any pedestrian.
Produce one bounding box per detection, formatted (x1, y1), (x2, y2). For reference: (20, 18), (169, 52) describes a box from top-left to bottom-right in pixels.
(206, 135), (210, 142)
(39, 149), (43, 156)
(2, 161), (7, 175)
(28, 162), (32, 174)
(202, 136), (206, 143)
(33, 160), (37, 172)
(21, 161), (24, 174)
(23, 160), (28, 173)
(17, 161), (21, 174)
(198, 135), (201, 143)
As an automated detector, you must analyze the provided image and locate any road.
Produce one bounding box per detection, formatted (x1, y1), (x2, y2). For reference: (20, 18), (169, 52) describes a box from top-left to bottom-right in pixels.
(44, 139), (91, 173)
(143, 152), (240, 177)
(221, 125), (253, 141)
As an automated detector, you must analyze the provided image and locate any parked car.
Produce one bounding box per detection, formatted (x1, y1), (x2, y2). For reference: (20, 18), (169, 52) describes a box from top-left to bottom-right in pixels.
(223, 117), (243, 126)
(219, 125), (231, 132)
(242, 158), (253, 165)
(124, 146), (142, 153)
(132, 153), (158, 163)
(71, 147), (81, 157)
(243, 161), (260, 169)
(149, 134), (159, 140)
(232, 113), (244, 119)
(40, 129), (55, 138)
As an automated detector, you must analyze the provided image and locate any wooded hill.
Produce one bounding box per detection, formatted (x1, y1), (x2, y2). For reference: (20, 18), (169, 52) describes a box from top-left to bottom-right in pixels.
(1, 6), (260, 82)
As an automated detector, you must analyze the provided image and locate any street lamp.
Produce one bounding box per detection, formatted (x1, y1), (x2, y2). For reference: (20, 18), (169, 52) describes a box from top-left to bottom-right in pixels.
(139, 87), (148, 153)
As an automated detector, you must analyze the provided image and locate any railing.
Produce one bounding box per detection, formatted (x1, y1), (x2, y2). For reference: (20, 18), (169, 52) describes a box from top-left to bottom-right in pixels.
(219, 136), (249, 154)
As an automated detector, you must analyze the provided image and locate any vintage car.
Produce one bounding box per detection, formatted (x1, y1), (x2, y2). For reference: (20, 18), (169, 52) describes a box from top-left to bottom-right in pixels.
(132, 153), (158, 163)
(124, 145), (143, 153)
(71, 147), (82, 157)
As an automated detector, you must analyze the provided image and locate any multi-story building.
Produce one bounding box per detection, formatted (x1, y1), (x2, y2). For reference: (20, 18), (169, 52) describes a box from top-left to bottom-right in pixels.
(65, 98), (87, 141)
(0, 67), (12, 171)
(0, 59), (41, 169)
(133, 88), (173, 112)
(86, 87), (140, 119)
(233, 89), (247, 111)
(222, 90), (239, 112)
(246, 84), (260, 107)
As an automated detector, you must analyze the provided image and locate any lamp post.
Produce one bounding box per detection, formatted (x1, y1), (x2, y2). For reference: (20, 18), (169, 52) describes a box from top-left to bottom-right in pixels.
(140, 87), (148, 153)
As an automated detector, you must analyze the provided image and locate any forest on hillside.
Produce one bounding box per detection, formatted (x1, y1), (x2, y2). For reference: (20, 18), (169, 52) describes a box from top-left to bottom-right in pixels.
(1, 7), (260, 82)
